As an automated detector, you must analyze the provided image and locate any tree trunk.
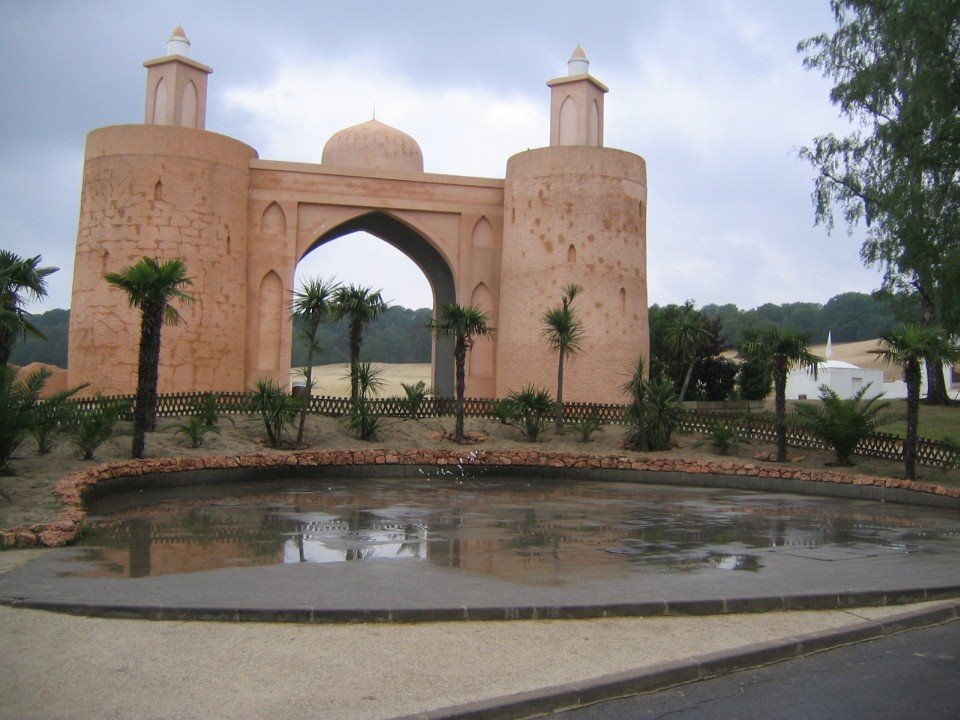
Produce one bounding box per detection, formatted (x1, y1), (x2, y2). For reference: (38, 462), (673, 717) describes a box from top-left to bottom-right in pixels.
(679, 358), (696, 402)
(0, 302), (13, 365)
(0, 337), (12, 366)
(454, 337), (466, 444)
(904, 360), (921, 480)
(636, 392), (648, 452)
(919, 297), (951, 405)
(924, 356), (951, 405)
(296, 341), (314, 448)
(349, 321), (361, 401)
(773, 362), (788, 463)
(554, 349), (565, 431)
(133, 303), (163, 458)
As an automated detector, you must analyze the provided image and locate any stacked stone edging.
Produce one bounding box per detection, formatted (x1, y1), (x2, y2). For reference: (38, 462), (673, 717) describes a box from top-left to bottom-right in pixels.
(4, 449), (959, 549)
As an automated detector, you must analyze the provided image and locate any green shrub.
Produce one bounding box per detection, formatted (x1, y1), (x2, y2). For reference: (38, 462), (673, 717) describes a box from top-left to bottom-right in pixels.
(492, 398), (518, 425)
(400, 380), (428, 419)
(66, 396), (129, 460)
(192, 392), (225, 428)
(571, 413), (604, 443)
(347, 361), (385, 399)
(0, 364), (48, 473)
(736, 355), (772, 401)
(622, 358), (682, 452)
(343, 361), (385, 441)
(247, 378), (299, 448)
(793, 383), (891, 466)
(709, 421), (740, 455)
(173, 415), (222, 448)
(345, 397), (382, 440)
(642, 377), (682, 451)
(507, 385), (555, 442)
(26, 379), (88, 454)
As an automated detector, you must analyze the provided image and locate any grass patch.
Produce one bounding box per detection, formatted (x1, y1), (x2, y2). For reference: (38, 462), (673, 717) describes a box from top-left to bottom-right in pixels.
(875, 401), (960, 444)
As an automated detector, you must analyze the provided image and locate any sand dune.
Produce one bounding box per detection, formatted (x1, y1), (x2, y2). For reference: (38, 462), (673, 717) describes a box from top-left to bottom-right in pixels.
(725, 339), (902, 381)
(809, 339), (901, 381)
(292, 363), (431, 397)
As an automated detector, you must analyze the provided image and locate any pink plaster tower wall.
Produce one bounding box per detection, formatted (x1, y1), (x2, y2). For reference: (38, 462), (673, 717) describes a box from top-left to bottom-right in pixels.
(496, 48), (649, 404)
(68, 30), (257, 395)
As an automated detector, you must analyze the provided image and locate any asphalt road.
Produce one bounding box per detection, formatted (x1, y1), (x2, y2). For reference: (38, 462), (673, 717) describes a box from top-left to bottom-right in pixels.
(551, 620), (960, 719)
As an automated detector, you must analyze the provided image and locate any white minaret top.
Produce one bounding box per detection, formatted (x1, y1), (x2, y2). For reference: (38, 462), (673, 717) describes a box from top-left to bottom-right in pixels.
(166, 25), (191, 57)
(568, 45), (589, 76)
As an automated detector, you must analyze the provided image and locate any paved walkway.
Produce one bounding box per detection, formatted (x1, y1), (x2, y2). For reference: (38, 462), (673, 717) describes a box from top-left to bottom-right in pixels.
(1, 550), (959, 720)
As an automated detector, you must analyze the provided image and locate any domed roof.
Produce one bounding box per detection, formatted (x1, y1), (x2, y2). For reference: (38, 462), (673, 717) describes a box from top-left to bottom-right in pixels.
(321, 119), (424, 173)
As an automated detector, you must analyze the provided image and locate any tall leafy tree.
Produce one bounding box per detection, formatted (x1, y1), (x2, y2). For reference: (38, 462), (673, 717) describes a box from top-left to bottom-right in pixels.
(331, 284), (388, 400)
(0, 251), (57, 365)
(541, 283), (583, 431)
(665, 307), (711, 402)
(430, 303), (493, 444)
(739, 328), (823, 462)
(798, 0), (960, 403)
(872, 324), (960, 479)
(291, 277), (338, 448)
(105, 257), (194, 459)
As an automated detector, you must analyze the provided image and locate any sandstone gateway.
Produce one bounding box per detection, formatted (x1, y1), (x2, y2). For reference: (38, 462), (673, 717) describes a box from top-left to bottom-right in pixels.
(68, 29), (648, 404)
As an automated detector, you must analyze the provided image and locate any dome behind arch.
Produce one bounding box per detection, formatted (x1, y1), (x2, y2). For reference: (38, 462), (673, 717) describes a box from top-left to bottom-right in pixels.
(322, 119), (424, 173)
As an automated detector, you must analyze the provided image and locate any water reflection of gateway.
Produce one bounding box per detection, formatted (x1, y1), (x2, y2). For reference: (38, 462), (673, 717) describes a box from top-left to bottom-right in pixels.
(283, 519), (429, 563)
(77, 480), (943, 579)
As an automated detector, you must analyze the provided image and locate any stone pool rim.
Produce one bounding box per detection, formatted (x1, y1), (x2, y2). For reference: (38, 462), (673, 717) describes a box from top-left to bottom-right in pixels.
(5, 447), (960, 550)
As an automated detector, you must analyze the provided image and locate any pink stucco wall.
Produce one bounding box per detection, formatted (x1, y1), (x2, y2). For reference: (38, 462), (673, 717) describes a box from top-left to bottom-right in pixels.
(68, 125), (256, 395)
(496, 146), (648, 404)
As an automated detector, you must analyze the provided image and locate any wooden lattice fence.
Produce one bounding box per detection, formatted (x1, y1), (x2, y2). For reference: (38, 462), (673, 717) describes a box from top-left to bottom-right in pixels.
(67, 391), (960, 469)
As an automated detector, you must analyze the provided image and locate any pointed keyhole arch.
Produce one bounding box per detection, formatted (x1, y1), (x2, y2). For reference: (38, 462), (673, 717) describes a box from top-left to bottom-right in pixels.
(299, 211), (457, 396)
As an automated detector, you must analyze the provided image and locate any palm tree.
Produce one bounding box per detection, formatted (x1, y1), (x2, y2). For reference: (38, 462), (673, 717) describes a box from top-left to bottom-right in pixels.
(0, 364), (49, 474)
(665, 307), (710, 402)
(105, 257), (194, 459)
(872, 324), (960, 480)
(429, 303), (494, 444)
(794, 384), (891, 466)
(541, 283), (583, 431)
(291, 277), (338, 447)
(739, 327), (822, 462)
(0, 251), (58, 365)
(331, 284), (388, 400)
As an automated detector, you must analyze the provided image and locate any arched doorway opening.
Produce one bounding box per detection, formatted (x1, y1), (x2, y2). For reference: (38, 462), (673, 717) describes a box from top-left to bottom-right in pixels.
(296, 211), (456, 397)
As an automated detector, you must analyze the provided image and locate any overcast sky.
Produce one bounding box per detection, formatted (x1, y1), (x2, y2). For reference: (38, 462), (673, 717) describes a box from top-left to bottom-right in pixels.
(1, 0), (882, 314)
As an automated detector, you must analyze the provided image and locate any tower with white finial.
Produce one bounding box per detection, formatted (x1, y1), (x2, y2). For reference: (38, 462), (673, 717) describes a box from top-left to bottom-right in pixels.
(496, 47), (648, 401)
(143, 26), (211, 129)
(547, 45), (607, 146)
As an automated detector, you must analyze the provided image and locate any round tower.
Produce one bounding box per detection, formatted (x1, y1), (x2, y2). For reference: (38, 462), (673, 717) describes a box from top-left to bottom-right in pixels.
(496, 50), (649, 404)
(67, 31), (257, 395)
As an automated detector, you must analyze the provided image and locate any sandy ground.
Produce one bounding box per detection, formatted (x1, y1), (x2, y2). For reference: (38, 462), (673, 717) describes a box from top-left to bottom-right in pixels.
(292, 362), (431, 397)
(0, 540), (946, 720)
(724, 338), (900, 380)
(808, 338), (902, 381)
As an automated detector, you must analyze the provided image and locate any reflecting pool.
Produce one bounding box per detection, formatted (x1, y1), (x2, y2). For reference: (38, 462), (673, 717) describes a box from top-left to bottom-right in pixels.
(75, 476), (960, 582)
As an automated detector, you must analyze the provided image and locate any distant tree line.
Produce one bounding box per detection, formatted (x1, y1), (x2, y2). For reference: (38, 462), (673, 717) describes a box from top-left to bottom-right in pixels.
(8, 308), (69, 367)
(649, 291), (915, 404)
(698, 291), (917, 347)
(11, 291), (910, 370)
(291, 305), (433, 366)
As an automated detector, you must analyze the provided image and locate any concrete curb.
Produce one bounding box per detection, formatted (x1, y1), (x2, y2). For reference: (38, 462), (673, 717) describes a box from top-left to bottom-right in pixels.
(385, 600), (960, 720)
(4, 586), (960, 624)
